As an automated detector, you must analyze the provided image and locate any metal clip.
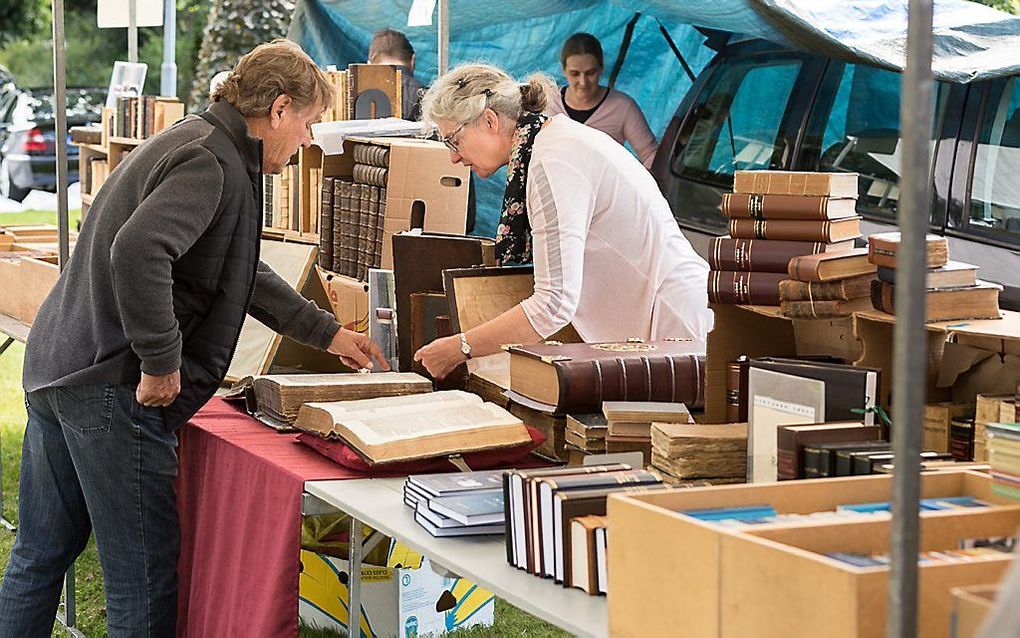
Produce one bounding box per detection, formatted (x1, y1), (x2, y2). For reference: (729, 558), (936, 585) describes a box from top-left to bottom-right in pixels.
(540, 355), (570, 364)
(543, 340), (563, 346)
(500, 343), (522, 351)
(626, 337), (644, 343)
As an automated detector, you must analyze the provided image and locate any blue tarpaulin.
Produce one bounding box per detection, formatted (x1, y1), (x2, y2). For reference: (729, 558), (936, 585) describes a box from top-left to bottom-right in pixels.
(288, 0), (1020, 235)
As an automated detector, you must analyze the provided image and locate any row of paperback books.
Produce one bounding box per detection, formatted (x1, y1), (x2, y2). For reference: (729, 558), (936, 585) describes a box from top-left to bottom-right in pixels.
(708, 170), (861, 306)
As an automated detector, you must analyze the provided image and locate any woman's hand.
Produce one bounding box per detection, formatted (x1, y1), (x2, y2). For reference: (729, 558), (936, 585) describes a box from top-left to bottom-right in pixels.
(328, 328), (391, 371)
(413, 335), (466, 380)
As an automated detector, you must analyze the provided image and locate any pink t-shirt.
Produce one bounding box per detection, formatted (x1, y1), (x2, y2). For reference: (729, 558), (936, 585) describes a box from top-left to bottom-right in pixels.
(546, 88), (658, 169)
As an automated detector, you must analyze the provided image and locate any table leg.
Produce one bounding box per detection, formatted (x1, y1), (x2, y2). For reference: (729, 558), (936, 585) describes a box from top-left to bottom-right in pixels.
(348, 515), (363, 638)
(0, 336), (17, 533)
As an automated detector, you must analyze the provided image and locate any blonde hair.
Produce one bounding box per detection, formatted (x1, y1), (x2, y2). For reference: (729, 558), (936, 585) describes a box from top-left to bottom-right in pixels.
(419, 63), (555, 128)
(211, 39), (333, 117)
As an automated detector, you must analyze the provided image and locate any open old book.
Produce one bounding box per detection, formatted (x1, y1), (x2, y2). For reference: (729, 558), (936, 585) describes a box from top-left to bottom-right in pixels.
(230, 372), (433, 428)
(294, 390), (532, 465)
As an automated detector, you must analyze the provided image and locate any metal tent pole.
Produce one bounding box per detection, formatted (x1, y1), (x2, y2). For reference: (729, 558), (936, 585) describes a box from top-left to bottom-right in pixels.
(161, 0), (176, 96)
(128, 0), (138, 63)
(437, 0), (449, 76)
(887, 0), (934, 636)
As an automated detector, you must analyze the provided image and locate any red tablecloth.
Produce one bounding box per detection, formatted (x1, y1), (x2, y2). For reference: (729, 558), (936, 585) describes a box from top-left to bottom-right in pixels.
(175, 398), (369, 637)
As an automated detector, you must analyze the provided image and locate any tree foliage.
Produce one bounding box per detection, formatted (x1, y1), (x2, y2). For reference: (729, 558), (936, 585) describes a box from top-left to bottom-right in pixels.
(187, 0), (296, 111)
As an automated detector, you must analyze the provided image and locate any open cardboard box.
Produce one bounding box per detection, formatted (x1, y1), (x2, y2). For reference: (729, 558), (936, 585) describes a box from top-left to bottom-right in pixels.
(607, 471), (1017, 638)
(307, 138), (470, 269)
(951, 584), (999, 638)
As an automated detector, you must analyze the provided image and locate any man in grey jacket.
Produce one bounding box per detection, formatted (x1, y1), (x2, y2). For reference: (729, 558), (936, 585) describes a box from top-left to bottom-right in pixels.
(0, 39), (387, 637)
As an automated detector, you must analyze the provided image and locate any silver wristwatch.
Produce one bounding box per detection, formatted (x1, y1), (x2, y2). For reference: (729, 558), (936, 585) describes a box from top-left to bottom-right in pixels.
(459, 333), (473, 359)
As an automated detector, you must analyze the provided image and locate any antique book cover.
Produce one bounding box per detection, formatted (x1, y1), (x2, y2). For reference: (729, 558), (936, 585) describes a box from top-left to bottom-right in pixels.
(876, 261), (978, 289)
(294, 390), (529, 465)
(707, 270), (786, 305)
(651, 423), (747, 480)
(508, 340), (705, 414)
(244, 371), (432, 422)
(870, 280), (1002, 321)
(747, 368), (825, 483)
(775, 422), (880, 480)
(728, 217), (862, 243)
(779, 274), (874, 302)
(779, 296), (873, 319)
(867, 231), (949, 269)
(722, 193), (857, 220)
(733, 170), (859, 198)
(787, 247), (875, 282)
(708, 236), (854, 273)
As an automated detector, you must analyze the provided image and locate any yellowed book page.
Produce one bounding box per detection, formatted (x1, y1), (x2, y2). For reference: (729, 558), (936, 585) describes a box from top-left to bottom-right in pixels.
(467, 352), (510, 389)
(306, 389), (478, 419)
(262, 372), (428, 387)
(342, 401), (521, 447)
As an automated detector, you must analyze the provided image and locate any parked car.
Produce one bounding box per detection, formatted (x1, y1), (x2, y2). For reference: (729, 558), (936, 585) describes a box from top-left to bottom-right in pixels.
(0, 82), (105, 201)
(652, 36), (1020, 310)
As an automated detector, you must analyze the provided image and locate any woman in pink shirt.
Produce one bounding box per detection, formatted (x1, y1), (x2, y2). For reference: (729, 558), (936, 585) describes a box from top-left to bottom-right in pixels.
(546, 32), (658, 169)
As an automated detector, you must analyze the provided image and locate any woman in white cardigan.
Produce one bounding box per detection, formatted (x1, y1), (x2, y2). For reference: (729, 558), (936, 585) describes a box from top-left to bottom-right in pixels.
(413, 64), (712, 380)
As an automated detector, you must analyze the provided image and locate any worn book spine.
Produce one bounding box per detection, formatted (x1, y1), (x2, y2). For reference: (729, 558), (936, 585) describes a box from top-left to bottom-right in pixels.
(733, 171), (857, 197)
(780, 298), (871, 319)
(722, 193), (852, 220)
(949, 416), (976, 461)
(373, 188), (386, 268)
(867, 235), (949, 269)
(549, 354), (705, 413)
(319, 177), (334, 269)
(779, 275), (873, 302)
(332, 181), (346, 273)
(726, 360), (746, 423)
(708, 237), (843, 273)
(707, 270), (785, 305)
(728, 218), (860, 242)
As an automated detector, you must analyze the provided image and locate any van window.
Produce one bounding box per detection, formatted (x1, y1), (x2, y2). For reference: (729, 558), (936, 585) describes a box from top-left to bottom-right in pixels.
(968, 77), (1020, 245)
(803, 64), (947, 221)
(671, 56), (802, 186)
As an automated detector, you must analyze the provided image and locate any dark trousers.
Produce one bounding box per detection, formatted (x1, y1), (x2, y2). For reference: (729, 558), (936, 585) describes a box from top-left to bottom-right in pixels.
(0, 384), (179, 637)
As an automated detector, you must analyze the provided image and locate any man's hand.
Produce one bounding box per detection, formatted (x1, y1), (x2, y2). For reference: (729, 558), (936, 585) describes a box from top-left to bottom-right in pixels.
(328, 328), (391, 371)
(137, 370), (181, 407)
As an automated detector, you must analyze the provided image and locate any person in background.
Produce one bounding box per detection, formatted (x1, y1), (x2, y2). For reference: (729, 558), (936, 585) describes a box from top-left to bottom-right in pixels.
(413, 64), (711, 380)
(368, 28), (424, 122)
(545, 32), (658, 169)
(0, 39), (387, 636)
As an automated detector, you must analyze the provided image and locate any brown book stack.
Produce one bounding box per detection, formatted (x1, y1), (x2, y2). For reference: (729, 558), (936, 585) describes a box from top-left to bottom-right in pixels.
(323, 143), (391, 281)
(866, 232), (1001, 322)
(650, 423), (747, 484)
(779, 247), (877, 318)
(709, 170), (861, 306)
(564, 413), (609, 458)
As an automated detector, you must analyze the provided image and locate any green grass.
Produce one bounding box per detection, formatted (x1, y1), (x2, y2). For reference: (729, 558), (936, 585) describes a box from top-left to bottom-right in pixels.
(0, 211), (568, 635)
(0, 209), (82, 229)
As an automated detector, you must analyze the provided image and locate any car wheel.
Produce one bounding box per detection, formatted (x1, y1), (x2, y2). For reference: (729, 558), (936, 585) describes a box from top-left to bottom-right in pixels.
(0, 158), (29, 202)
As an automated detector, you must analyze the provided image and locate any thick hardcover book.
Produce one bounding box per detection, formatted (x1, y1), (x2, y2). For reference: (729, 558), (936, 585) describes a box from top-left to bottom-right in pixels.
(950, 416), (976, 461)
(709, 237), (854, 273)
(570, 515), (606, 595)
(779, 296), (873, 319)
(876, 261), (978, 289)
(708, 270), (786, 305)
(318, 177), (334, 269)
(786, 247), (875, 282)
(507, 340), (706, 414)
(352, 163), (388, 187)
(867, 232), (949, 269)
(835, 443), (891, 476)
(733, 170), (859, 198)
(408, 469), (506, 498)
(722, 193), (858, 220)
(352, 143), (390, 167)
(870, 280), (1002, 322)
(779, 274), (874, 302)
(804, 441), (890, 478)
(776, 423), (880, 480)
(651, 423), (747, 480)
(728, 217), (862, 243)
(392, 232), (496, 371)
(726, 356), (750, 423)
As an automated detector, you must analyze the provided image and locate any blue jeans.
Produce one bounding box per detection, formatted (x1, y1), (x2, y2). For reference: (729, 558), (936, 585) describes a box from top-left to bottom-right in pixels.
(0, 384), (179, 637)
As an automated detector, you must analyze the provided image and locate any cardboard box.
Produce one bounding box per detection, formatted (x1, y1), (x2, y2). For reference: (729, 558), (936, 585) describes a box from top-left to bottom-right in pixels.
(313, 137), (471, 270)
(317, 267), (370, 334)
(18, 255), (60, 324)
(951, 584), (998, 638)
(607, 471), (1017, 638)
(298, 550), (494, 637)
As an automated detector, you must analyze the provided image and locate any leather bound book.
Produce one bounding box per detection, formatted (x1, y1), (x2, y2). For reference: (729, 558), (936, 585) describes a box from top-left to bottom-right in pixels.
(707, 270), (786, 305)
(733, 170), (859, 197)
(787, 247), (875, 282)
(392, 232), (497, 371)
(722, 193), (857, 220)
(867, 232), (949, 269)
(726, 357), (749, 423)
(318, 177), (334, 270)
(728, 217), (862, 242)
(876, 261), (978, 289)
(779, 274), (875, 302)
(373, 190), (386, 268)
(776, 423), (881, 480)
(507, 340), (706, 414)
(870, 280), (1002, 322)
(709, 237), (855, 273)
(779, 296), (873, 319)
(352, 143), (390, 167)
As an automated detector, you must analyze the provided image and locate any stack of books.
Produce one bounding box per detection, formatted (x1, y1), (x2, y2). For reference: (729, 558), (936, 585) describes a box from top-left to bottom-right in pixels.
(650, 423), (746, 484)
(779, 247), (876, 318)
(403, 470), (507, 537)
(776, 422), (882, 480)
(564, 413), (608, 460)
(111, 95), (184, 139)
(503, 465), (666, 594)
(987, 422), (1020, 500)
(867, 232), (1000, 321)
(603, 401), (692, 463)
(708, 170), (861, 306)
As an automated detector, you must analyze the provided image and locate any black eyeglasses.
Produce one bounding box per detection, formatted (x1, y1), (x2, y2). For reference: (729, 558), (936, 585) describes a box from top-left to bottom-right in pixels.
(440, 122), (468, 153)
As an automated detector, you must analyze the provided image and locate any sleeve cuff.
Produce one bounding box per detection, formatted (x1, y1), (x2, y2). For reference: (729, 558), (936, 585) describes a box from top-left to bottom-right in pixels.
(139, 350), (182, 376)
